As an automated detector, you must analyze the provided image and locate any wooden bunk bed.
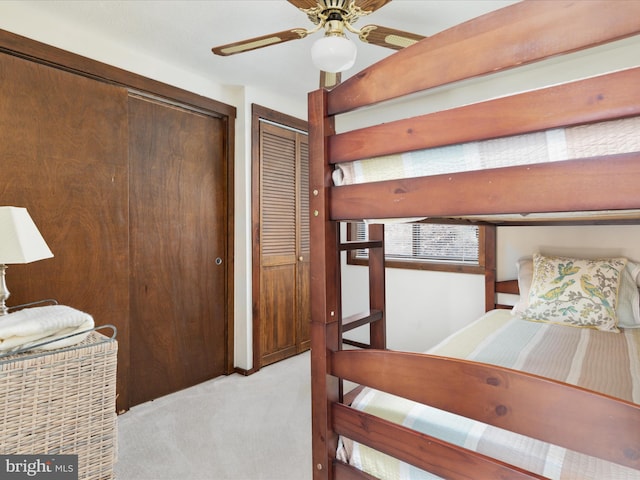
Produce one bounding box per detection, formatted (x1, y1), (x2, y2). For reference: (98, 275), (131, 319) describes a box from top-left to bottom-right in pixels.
(308, 1), (640, 479)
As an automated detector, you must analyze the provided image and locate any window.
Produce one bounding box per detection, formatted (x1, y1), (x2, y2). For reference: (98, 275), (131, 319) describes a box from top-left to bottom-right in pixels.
(347, 222), (486, 273)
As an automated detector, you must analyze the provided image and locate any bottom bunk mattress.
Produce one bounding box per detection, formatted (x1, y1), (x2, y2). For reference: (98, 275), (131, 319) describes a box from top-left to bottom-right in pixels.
(337, 309), (640, 480)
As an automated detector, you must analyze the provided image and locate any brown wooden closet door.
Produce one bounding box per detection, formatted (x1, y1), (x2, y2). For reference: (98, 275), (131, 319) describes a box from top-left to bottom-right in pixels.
(128, 95), (227, 405)
(258, 122), (309, 366)
(0, 52), (131, 410)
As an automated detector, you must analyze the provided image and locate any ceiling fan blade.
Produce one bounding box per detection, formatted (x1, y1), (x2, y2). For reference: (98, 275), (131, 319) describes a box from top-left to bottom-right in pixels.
(212, 29), (308, 56)
(287, 0), (391, 14)
(287, 0), (321, 9)
(358, 25), (426, 50)
(354, 0), (392, 13)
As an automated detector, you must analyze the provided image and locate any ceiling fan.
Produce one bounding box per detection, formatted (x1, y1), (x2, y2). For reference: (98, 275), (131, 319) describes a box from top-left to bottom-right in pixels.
(211, 0), (426, 88)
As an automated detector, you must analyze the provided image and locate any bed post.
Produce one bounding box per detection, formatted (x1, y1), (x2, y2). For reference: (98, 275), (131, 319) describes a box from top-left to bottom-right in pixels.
(483, 224), (497, 312)
(309, 88), (340, 480)
(368, 223), (386, 349)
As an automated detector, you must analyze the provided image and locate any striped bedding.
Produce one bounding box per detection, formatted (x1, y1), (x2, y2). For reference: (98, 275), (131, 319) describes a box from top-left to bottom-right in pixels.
(332, 117), (640, 187)
(337, 309), (640, 479)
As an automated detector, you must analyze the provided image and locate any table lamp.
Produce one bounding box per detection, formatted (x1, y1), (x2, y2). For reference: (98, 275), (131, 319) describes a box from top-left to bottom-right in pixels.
(0, 206), (54, 315)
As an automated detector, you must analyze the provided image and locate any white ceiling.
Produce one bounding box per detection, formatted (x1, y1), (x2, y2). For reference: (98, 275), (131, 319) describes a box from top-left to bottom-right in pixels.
(2, 0), (519, 102)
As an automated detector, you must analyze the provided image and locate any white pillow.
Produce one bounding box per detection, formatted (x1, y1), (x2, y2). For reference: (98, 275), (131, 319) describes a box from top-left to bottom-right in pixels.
(511, 256), (533, 315)
(619, 261), (640, 328)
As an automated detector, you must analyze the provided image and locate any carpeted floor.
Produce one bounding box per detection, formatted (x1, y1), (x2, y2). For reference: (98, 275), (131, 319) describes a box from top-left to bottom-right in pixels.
(114, 351), (312, 480)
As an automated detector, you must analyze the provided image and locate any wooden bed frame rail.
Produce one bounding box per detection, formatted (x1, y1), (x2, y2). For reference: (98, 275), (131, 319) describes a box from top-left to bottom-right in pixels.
(329, 67), (640, 165)
(309, 1), (640, 479)
(329, 153), (640, 221)
(326, 0), (640, 116)
(331, 350), (640, 473)
(327, 349), (640, 480)
(332, 403), (549, 480)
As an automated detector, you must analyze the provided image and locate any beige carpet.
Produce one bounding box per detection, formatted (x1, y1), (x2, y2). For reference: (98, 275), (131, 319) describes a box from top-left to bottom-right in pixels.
(114, 351), (312, 480)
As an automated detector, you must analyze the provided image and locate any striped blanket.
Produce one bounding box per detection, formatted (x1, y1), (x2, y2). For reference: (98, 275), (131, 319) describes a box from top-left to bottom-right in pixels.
(332, 117), (640, 187)
(338, 309), (640, 479)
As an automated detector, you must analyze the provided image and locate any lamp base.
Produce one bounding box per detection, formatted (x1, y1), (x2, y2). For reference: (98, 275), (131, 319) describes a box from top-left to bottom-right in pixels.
(0, 264), (9, 316)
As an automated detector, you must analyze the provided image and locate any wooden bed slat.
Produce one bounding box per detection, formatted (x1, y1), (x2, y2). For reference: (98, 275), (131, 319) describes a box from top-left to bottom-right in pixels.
(329, 67), (640, 164)
(495, 279), (519, 309)
(342, 310), (383, 333)
(329, 153), (640, 221)
(332, 403), (548, 480)
(330, 349), (640, 471)
(327, 0), (640, 115)
(496, 279), (519, 296)
(339, 240), (383, 251)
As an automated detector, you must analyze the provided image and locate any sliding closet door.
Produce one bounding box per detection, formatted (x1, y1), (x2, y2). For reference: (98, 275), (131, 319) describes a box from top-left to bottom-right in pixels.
(128, 95), (228, 405)
(0, 52), (131, 409)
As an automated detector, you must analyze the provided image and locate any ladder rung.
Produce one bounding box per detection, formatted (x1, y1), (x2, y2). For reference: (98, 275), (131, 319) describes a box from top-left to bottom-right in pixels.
(342, 309), (383, 332)
(339, 240), (383, 251)
(342, 339), (373, 349)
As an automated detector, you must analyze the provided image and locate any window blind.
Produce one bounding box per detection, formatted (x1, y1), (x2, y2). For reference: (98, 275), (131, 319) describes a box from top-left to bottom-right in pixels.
(355, 223), (479, 265)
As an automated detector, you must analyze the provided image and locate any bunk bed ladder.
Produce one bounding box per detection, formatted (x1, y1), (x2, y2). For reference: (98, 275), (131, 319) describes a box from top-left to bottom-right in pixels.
(338, 223), (386, 351)
(338, 223), (386, 405)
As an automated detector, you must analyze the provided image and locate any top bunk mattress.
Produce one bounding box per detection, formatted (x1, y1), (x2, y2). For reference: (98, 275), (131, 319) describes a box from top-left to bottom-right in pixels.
(338, 309), (640, 479)
(333, 116), (640, 187)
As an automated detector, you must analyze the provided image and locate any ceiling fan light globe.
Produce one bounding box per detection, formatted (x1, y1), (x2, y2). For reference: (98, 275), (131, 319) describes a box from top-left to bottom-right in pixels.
(311, 35), (357, 73)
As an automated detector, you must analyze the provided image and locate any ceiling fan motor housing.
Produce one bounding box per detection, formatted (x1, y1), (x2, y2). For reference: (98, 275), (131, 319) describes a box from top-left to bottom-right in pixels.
(308, 0), (363, 27)
(321, 0), (350, 13)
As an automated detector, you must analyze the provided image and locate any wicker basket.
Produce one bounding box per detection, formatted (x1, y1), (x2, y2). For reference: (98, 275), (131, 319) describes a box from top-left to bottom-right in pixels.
(0, 331), (118, 480)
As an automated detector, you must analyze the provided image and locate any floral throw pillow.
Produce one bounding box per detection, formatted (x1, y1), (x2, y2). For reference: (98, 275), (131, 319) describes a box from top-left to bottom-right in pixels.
(521, 253), (627, 332)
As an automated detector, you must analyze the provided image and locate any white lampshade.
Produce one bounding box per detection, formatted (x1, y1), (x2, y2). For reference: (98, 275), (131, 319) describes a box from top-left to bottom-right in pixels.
(0, 206), (53, 264)
(311, 34), (357, 73)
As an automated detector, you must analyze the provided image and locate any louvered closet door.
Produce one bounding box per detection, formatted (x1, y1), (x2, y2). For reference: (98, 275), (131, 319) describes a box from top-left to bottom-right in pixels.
(297, 139), (311, 353)
(259, 122), (310, 367)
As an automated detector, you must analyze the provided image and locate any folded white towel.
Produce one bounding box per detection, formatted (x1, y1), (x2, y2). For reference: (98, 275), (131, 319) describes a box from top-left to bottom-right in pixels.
(0, 305), (94, 352)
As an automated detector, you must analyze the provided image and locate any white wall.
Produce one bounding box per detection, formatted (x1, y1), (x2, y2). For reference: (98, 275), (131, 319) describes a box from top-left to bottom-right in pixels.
(497, 226), (640, 280)
(0, 3), (306, 371)
(342, 255), (485, 352)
